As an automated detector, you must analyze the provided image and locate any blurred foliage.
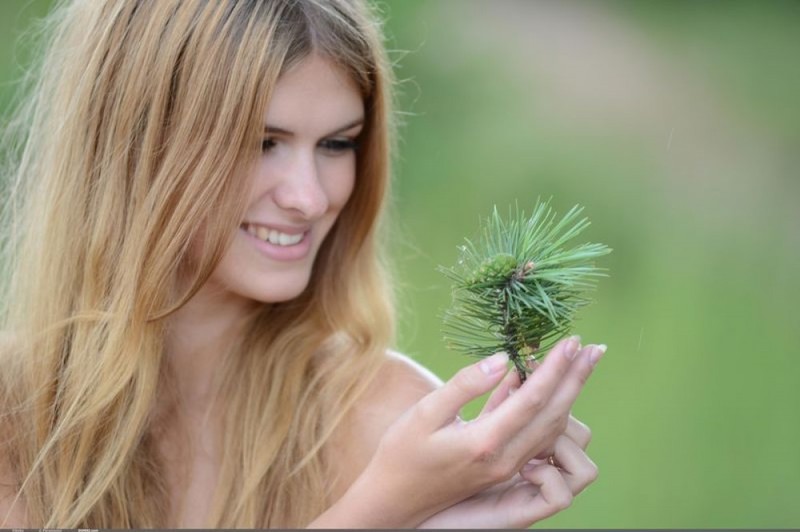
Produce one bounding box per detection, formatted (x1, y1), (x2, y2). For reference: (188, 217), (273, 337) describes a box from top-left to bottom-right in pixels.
(2, 0), (798, 528)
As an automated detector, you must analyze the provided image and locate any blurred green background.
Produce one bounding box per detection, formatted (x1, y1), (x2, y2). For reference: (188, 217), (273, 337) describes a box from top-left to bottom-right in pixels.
(2, 0), (799, 528)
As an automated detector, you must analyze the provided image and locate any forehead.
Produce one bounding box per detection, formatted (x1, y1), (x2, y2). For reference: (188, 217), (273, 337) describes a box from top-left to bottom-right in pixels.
(264, 54), (364, 132)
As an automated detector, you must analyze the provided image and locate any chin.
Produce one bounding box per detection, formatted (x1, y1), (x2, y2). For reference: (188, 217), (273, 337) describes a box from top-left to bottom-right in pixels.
(246, 272), (312, 303)
(256, 287), (306, 303)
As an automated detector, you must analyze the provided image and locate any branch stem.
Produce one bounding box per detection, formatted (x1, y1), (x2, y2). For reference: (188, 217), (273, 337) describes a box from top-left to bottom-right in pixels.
(502, 284), (528, 383)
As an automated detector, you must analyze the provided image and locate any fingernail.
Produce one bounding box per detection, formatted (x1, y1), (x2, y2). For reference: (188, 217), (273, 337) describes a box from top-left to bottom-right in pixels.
(590, 344), (607, 366)
(480, 352), (509, 375)
(563, 335), (581, 360)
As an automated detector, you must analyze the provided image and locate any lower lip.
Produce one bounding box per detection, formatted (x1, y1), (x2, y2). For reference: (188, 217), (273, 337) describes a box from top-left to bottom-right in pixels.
(240, 227), (312, 261)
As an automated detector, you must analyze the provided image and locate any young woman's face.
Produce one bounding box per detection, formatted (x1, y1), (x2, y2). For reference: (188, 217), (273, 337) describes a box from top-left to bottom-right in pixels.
(205, 54), (364, 304)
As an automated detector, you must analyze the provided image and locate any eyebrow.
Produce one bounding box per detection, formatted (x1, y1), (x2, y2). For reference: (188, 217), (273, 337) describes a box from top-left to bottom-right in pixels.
(264, 118), (365, 137)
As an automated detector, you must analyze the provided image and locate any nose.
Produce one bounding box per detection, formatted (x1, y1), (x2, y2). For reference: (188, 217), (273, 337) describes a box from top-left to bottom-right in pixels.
(272, 150), (329, 220)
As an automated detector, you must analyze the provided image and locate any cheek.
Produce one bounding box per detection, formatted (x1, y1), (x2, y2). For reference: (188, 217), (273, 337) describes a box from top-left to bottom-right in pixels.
(326, 158), (357, 210)
(185, 222), (208, 268)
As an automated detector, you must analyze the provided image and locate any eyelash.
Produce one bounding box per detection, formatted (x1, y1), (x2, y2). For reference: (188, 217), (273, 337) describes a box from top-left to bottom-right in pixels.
(260, 138), (359, 154)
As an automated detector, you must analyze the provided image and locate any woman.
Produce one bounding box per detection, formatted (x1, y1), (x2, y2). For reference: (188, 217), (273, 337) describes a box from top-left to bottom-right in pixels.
(0, 0), (604, 527)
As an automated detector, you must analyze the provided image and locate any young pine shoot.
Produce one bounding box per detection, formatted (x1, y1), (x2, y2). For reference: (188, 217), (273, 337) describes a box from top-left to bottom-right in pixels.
(440, 200), (612, 383)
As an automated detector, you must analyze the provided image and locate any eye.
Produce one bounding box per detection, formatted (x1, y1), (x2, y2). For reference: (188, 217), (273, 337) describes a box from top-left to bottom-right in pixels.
(319, 137), (359, 155)
(261, 138), (276, 153)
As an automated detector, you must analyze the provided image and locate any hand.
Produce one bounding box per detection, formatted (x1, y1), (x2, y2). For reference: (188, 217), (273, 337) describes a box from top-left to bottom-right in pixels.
(417, 414), (598, 529)
(328, 337), (604, 528)
(480, 353), (598, 461)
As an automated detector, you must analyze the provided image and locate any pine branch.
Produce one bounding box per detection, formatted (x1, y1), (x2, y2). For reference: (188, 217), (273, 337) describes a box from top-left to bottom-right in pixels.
(439, 200), (612, 383)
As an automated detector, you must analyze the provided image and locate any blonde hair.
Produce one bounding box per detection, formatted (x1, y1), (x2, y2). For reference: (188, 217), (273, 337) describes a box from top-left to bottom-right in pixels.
(0, 0), (396, 527)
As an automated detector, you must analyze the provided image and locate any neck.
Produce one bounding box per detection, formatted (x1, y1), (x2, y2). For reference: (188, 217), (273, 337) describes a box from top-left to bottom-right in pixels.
(164, 281), (260, 415)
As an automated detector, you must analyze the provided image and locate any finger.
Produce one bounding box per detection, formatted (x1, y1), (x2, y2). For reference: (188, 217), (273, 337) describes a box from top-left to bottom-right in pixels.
(480, 369), (522, 416)
(565, 414), (592, 450)
(486, 336), (581, 436)
(552, 434), (598, 495)
(414, 352), (508, 430)
(546, 344), (606, 419)
(501, 344), (594, 464)
(514, 464), (573, 526)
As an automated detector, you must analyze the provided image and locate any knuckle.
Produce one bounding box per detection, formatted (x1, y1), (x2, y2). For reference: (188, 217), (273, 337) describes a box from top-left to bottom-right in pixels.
(545, 411), (569, 435)
(522, 391), (546, 411)
(575, 461), (599, 493)
(542, 464), (573, 510)
(413, 397), (436, 425)
(487, 458), (515, 482)
(471, 437), (515, 481)
(585, 461), (599, 484)
(554, 491), (574, 511)
(471, 434), (501, 463)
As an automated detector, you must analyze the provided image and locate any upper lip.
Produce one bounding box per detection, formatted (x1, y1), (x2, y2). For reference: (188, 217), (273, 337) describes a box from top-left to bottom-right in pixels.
(240, 221), (310, 235)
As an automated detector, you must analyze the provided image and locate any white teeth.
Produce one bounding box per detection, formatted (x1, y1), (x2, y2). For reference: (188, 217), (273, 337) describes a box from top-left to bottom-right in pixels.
(245, 223), (304, 246)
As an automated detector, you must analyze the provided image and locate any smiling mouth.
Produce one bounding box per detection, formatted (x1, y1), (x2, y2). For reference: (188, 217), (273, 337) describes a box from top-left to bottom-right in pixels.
(240, 223), (308, 247)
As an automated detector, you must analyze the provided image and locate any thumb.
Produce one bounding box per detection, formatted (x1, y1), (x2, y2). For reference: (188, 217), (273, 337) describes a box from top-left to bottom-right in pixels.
(415, 352), (508, 430)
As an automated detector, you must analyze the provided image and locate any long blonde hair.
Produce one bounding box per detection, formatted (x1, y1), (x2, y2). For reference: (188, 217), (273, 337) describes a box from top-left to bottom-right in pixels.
(0, 0), (396, 527)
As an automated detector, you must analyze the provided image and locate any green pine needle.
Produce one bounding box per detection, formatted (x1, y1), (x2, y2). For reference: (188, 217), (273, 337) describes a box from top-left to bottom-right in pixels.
(439, 200), (612, 383)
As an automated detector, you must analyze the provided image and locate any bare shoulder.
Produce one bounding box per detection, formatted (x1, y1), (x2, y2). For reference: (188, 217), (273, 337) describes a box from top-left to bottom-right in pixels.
(349, 349), (443, 444)
(374, 349), (444, 405)
(327, 350), (442, 500)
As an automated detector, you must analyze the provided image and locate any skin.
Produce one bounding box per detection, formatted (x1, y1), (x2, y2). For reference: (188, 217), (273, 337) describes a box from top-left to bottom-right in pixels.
(164, 53), (365, 411)
(160, 53), (365, 527)
(314, 338), (604, 528)
(0, 54), (605, 528)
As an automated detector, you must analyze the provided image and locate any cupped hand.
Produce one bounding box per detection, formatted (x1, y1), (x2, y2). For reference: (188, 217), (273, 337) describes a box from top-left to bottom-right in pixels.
(417, 411), (599, 529)
(339, 337), (605, 528)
